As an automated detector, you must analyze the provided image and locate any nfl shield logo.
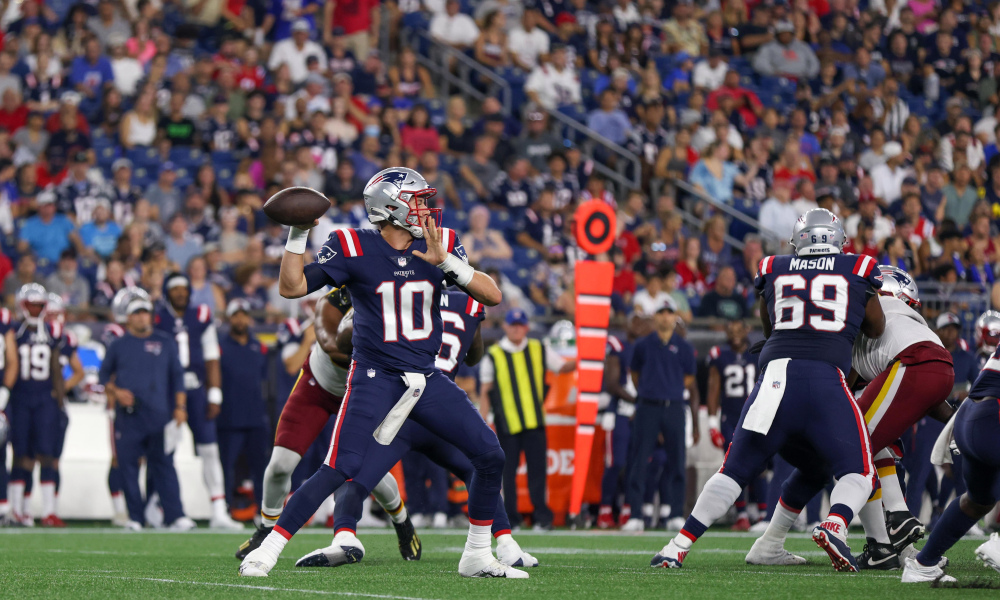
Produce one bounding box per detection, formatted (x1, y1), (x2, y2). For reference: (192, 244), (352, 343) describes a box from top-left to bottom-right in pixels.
(772, 381), (781, 389)
(397, 257), (408, 267)
(367, 368), (376, 378)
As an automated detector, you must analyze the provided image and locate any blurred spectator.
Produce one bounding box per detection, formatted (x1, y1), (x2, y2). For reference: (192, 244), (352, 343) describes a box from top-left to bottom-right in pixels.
(752, 21), (819, 79)
(688, 141), (744, 205)
(145, 162), (182, 224)
(662, 0), (707, 56)
(56, 151), (109, 222)
(269, 20), (327, 85)
(164, 212), (203, 270)
(697, 265), (746, 319)
(388, 47), (435, 99)
(525, 45), (581, 111)
(160, 92), (198, 146)
(845, 197), (895, 244)
(633, 268), (673, 317)
(967, 213), (997, 263)
(516, 186), (564, 259)
(92, 257), (135, 309)
(692, 49), (729, 91)
(401, 104), (441, 157)
(943, 163), (978, 225)
(491, 157), (535, 216)
(439, 95), (475, 156)
(18, 192), (76, 264)
(921, 163), (948, 224)
(323, 159), (364, 206)
(870, 141), (910, 205)
(843, 218), (879, 257)
(119, 88), (157, 149)
(939, 118), (986, 173)
(228, 262), (268, 311)
(464, 205), (514, 270)
(323, 0), (379, 59)
(675, 236), (707, 296)
(218, 208), (249, 266)
(515, 111), (561, 174)
(430, 0), (480, 50)
(474, 10), (511, 69)
(759, 186), (797, 250)
(872, 79), (909, 139)
(70, 36), (115, 121)
(587, 88), (632, 146)
(45, 249), (90, 309)
(418, 151), (460, 209)
(459, 135), (500, 199)
(0, 90), (28, 134)
(2, 253), (43, 307)
(11, 111), (48, 162)
(77, 199), (122, 260)
(509, 9), (550, 71)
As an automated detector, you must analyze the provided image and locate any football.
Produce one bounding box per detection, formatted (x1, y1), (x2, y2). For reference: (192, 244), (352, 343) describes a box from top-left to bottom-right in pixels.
(262, 186), (331, 227)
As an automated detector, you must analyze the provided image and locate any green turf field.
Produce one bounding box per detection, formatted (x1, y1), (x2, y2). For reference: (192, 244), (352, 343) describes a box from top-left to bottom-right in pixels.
(0, 527), (997, 599)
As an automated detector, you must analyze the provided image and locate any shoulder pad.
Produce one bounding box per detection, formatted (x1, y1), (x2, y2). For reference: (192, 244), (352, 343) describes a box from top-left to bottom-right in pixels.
(607, 335), (623, 353)
(326, 286), (353, 312)
(333, 228), (364, 257)
(851, 254), (877, 278)
(757, 255), (775, 276)
(197, 304), (212, 323)
(441, 227), (457, 253)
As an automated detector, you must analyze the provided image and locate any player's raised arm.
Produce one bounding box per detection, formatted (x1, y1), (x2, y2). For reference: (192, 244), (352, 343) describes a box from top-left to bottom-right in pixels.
(279, 220), (330, 299)
(414, 215), (502, 306)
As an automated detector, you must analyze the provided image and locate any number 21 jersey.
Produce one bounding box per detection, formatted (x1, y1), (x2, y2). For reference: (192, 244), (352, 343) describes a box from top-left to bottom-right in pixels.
(756, 253), (882, 374)
(306, 227), (471, 373)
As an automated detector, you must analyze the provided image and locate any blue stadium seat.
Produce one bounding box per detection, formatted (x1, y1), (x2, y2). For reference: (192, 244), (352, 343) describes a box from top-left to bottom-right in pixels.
(217, 166), (235, 190)
(439, 154), (459, 177)
(425, 98), (446, 127)
(126, 146), (158, 169)
(170, 147), (205, 170)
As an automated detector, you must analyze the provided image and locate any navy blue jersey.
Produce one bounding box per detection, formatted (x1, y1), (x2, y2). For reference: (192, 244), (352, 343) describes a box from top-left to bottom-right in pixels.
(951, 343), (981, 388)
(970, 342), (1000, 399)
(154, 302), (216, 386)
(604, 334), (632, 407)
(201, 117), (238, 152)
(756, 253), (882, 375)
(101, 323), (126, 349)
(12, 321), (64, 404)
(304, 227), (471, 372)
(707, 344), (756, 415)
(490, 173), (535, 214)
(274, 317), (306, 411)
(218, 332), (269, 430)
(435, 290), (485, 380)
(0, 308), (12, 373)
(630, 332), (696, 402)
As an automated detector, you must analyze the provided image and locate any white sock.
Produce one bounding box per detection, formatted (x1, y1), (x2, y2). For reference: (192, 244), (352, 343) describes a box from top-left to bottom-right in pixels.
(259, 530), (289, 561)
(0, 500), (7, 517)
(261, 447), (301, 527)
(828, 473), (872, 519)
(197, 443), (226, 502)
(673, 474), (743, 550)
(660, 504), (672, 519)
(8, 481), (24, 516)
(334, 529), (358, 544)
(465, 523), (492, 556)
(40, 482), (56, 518)
(859, 497), (890, 544)
(23, 494), (32, 518)
(761, 501), (801, 545)
(879, 466), (908, 513)
(495, 532), (515, 547)
(212, 497), (230, 519)
(642, 503), (654, 518)
(111, 493), (127, 515)
(372, 473), (407, 524)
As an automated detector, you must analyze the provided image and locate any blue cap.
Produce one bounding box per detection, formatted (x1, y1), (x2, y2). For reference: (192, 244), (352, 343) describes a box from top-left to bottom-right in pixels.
(505, 308), (529, 325)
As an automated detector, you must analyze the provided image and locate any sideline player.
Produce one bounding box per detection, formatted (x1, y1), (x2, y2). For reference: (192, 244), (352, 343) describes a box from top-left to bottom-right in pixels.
(705, 319), (763, 531)
(746, 266), (955, 570)
(239, 168), (520, 579)
(155, 273), (242, 530)
(974, 311), (1000, 369)
(0, 306), (17, 524)
(901, 340), (1000, 582)
(295, 289), (538, 569)
(7, 284), (65, 527)
(650, 209), (885, 572)
(235, 286), (417, 561)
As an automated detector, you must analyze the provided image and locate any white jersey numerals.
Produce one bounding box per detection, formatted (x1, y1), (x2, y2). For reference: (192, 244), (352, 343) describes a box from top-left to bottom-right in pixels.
(723, 363), (756, 398)
(19, 343), (51, 381)
(773, 274), (849, 332)
(176, 330), (190, 368)
(376, 281), (435, 342)
(436, 310), (465, 373)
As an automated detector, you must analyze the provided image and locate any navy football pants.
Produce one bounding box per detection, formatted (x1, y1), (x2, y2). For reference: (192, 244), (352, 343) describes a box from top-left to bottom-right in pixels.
(115, 422), (185, 525)
(625, 400), (686, 515)
(600, 413), (631, 507)
(401, 452), (449, 516)
(217, 425), (270, 508)
(9, 399), (58, 458)
(954, 398), (1000, 506)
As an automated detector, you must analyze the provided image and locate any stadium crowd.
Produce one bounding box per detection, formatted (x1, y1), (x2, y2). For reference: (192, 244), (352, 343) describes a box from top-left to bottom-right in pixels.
(1, 0), (1000, 540)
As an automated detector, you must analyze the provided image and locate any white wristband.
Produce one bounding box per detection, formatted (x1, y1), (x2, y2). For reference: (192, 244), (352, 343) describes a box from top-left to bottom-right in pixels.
(707, 414), (720, 430)
(0, 386), (8, 412)
(438, 253), (474, 287)
(285, 227), (309, 255)
(208, 387), (223, 405)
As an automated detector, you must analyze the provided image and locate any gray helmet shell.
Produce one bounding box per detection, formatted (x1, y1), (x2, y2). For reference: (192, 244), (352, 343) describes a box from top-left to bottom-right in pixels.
(790, 208), (845, 256)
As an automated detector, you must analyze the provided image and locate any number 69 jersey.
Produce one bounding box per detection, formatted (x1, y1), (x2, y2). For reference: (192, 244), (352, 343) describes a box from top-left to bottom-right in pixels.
(304, 227), (471, 373)
(756, 254), (882, 375)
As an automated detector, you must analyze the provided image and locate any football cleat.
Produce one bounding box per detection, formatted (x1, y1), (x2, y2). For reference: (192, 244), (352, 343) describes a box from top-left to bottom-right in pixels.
(976, 532), (1000, 574)
(210, 512), (246, 531)
(651, 540), (688, 568)
(857, 538), (900, 570)
(886, 511), (925, 552)
(731, 516), (751, 532)
(745, 538), (807, 566)
(812, 521), (858, 572)
(432, 512), (448, 529)
(40, 515), (66, 528)
(621, 518), (645, 532)
(393, 516), (422, 561)
(239, 547), (278, 577)
(618, 506), (632, 527)
(458, 552), (529, 578)
(901, 556), (956, 583)
(665, 517), (686, 531)
(17, 513), (34, 527)
(236, 525), (273, 560)
(496, 537), (539, 568)
(296, 532), (366, 568)
(596, 509), (615, 530)
(121, 520), (143, 532)
(168, 516), (197, 531)
(111, 512), (132, 528)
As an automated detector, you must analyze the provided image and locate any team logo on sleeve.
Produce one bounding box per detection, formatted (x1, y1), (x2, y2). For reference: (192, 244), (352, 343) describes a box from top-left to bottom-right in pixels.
(453, 241), (469, 264)
(316, 246), (338, 264)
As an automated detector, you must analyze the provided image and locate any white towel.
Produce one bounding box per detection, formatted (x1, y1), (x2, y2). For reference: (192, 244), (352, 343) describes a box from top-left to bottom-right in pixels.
(374, 372), (427, 445)
(742, 358), (789, 435)
(930, 411), (958, 466)
(164, 420), (183, 455)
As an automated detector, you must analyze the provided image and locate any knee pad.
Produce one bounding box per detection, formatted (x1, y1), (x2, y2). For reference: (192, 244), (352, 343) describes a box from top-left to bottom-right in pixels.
(780, 469), (829, 510)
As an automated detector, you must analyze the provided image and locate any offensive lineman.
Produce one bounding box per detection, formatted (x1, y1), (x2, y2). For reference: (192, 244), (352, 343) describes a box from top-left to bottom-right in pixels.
(745, 266), (955, 570)
(155, 273), (242, 530)
(651, 209), (885, 571)
(239, 168), (520, 579)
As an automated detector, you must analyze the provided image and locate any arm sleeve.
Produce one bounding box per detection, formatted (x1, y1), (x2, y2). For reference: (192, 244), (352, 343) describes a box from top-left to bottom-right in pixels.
(98, 341), (116, 385)
(201, 324), (221, 362)
(307, 233), (350, 291)
(168, 338), (185, 397)
(479, 352), (495, 384)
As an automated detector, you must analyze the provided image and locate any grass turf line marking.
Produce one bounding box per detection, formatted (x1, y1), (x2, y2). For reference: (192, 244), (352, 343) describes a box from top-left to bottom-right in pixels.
(72, 575), (442, 600)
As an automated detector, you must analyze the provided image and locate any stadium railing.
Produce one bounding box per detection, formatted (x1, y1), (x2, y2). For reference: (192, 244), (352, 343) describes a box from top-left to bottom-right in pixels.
(669, 177), (761, 251)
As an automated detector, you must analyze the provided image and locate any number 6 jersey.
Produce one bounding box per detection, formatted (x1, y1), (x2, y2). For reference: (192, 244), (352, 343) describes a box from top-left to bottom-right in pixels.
(756, 253), (882, 375)
(303, 227), (471, 373)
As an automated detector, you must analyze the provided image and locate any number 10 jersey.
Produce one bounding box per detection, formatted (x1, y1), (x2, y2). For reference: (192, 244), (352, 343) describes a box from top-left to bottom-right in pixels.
(305, 227), (471, 373)
(755, 253), (883, 375)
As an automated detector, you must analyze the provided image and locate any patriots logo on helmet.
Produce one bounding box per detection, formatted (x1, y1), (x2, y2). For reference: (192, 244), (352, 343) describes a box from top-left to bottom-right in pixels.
(368, 171), (408, 189)
(316, 246), (338, 264)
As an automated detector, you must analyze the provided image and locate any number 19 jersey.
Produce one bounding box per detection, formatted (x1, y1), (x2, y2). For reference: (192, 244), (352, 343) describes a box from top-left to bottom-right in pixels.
(756, 253), (882, 375)
(305, 227), (471, 373)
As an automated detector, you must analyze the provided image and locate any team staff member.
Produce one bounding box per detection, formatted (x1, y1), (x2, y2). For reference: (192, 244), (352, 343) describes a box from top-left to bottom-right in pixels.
(621, 296), (699, 533)
(217, 299), (270, 513)
(99, 296), (194, 531)
(479, 308), (573, 530)
(0, 307), (17, 523)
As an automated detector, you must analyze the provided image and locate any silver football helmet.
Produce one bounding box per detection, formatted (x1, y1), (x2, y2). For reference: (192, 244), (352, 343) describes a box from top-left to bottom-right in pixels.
(363, 167), (439, 238)
(46, 292), (66, 323)
(789, 208), (845, 256)
(16, 283), (48, 326)
(877, 265), (920, 308)
(975, 310), (1000, 354)
(111, 286), (151, 324)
